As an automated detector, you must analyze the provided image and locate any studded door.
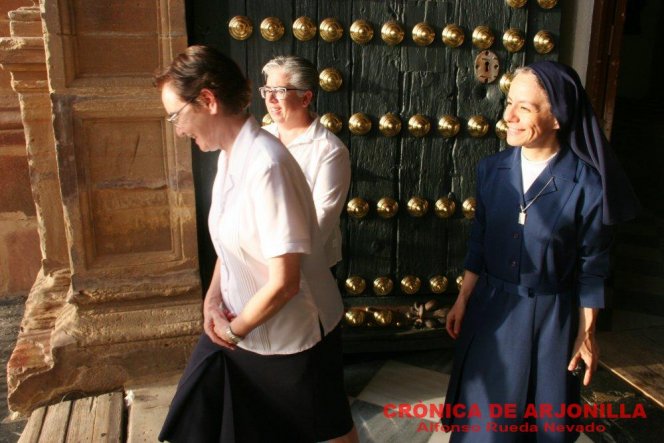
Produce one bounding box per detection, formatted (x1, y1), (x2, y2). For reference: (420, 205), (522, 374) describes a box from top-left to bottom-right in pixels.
(187, 0), (561, 348)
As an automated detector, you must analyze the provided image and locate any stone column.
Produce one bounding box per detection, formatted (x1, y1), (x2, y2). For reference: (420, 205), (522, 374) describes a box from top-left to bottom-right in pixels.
(0, 2), (72, 414)
(2, 0), (202, 415)
(0, 0), (41, 300)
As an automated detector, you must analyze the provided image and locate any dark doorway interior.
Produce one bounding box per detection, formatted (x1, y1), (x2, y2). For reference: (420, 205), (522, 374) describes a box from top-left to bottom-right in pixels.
(611, 0), (663, 218)
(609, 0), (664, 316)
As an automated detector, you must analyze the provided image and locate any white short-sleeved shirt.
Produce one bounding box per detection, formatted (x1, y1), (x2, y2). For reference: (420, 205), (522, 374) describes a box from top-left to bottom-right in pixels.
(208, 116), (344, 355)
(263, 117), (350, 266)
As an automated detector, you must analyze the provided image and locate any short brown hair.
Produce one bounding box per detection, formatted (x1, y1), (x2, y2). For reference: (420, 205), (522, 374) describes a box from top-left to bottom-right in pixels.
(154, 45), (251, 115)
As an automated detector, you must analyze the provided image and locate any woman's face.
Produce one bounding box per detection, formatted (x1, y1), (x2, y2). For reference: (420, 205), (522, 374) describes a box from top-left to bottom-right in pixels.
(264, 68), (310, 126)
(504, 72), (560, 150)
(161, 82), (218, 151)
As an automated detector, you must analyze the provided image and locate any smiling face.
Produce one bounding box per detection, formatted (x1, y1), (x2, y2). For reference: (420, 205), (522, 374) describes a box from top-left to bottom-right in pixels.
(504, 72), (560, 152)
(264, 68), (311, 126)
(161, 82), (218, 151)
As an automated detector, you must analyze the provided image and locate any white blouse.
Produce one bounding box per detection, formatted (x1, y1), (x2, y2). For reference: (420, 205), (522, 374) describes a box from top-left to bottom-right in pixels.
(263, 118), (351, 266)
(208, 116), (344, 355)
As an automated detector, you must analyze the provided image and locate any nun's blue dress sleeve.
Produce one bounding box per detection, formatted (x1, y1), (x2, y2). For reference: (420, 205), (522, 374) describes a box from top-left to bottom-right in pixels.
(463, 161), (486, 275)
(573, 163), (612, 308)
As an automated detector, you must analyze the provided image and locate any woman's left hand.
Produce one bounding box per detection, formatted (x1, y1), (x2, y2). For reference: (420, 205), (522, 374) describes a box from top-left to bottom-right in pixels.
(568, 331), (599, 386)
(209, 309), (237, 349)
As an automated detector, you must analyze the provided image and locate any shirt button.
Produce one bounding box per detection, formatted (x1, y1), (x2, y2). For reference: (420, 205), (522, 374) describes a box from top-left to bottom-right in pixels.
(513, 232), (520, 239)
(510, 260), (517, 268)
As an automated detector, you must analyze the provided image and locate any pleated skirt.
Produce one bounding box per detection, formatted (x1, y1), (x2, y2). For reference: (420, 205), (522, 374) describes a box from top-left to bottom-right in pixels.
(159, 323), (353, 443)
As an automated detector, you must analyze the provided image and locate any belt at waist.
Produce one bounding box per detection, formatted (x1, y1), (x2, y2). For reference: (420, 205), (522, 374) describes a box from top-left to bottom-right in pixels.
(486, 274), (573, 298)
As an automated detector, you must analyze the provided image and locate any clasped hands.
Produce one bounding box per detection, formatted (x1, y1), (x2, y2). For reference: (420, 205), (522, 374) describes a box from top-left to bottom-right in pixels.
(203, 293), (238, 349)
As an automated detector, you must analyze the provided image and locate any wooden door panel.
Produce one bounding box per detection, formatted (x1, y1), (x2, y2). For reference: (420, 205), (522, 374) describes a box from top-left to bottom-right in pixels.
(246, 0), (294, 119)
(317, 0), (352, 136)
(293, 0), (319, 63)
(526, 1), (561, 65)
(343, 1), (403, 286)
(398, 70), (453, 285)
(187, 0), (562, 342)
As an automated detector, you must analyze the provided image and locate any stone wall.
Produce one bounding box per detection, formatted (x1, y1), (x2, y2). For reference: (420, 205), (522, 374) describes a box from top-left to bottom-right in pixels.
(1, 0), (203, 415)
(0, 0), (40, 298)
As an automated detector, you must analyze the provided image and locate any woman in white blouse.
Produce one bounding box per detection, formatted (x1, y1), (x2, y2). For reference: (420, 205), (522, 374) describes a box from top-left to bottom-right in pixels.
(261, 56), (351, 269)
(155, 45), (357, 443)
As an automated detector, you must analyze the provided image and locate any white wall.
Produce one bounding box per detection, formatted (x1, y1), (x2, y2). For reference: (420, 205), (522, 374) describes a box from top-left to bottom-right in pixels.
(559, 0), (595, 85)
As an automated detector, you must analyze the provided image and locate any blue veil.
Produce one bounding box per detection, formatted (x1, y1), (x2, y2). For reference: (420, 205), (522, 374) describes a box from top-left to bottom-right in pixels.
(529, 60), (640, 225)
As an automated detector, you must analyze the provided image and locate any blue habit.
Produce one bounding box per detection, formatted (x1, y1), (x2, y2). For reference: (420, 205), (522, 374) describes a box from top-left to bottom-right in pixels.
(443, 146), (611, 443)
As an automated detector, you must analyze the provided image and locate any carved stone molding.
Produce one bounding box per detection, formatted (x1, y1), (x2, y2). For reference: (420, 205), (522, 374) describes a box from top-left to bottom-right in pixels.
(3, 1), (200, 415)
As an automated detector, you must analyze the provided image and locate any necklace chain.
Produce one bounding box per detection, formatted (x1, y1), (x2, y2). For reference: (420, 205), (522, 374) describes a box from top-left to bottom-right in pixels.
(518, 176), (554, 225)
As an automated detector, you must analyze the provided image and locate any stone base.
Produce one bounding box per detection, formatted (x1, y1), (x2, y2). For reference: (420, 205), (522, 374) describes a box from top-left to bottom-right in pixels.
(7, 269), (201, 416)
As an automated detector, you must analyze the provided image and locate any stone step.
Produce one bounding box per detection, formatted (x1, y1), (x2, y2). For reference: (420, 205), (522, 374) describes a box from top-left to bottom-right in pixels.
(125, 374), (179, 443)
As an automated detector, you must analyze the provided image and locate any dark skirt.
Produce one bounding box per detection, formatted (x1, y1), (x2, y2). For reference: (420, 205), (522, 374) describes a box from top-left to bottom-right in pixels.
(443, 276), (581, 443)
(159, 323), (353, 443)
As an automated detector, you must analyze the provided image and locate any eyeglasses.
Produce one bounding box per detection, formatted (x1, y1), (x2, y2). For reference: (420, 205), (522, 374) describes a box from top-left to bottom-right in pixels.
(258, 86), (306, 100)
(167, 99), (195, 126)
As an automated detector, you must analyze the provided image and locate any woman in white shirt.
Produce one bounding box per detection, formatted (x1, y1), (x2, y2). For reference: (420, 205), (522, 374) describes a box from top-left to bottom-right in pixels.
(155, 45), (357, 443)
(261, 56), (351, 269)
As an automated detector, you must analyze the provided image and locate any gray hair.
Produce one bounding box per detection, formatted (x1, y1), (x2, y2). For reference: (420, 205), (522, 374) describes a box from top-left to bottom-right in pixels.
(262, 55), (318, 97)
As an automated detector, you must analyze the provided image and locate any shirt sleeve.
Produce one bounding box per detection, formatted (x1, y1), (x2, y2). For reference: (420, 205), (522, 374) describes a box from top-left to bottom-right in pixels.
(464, 160), (487, 274)
(576, 177), (611, 308)
(310, 141), (351, 243)
(251, 160), (312, 259)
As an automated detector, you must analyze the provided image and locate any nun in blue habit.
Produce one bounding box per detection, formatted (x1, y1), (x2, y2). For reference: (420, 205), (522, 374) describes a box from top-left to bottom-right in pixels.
(442, 61), (640, 442)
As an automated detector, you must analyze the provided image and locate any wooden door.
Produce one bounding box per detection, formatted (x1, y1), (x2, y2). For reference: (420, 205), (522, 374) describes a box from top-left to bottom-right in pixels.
(585, 0), (628, 138)
(187, 0), (561, 349)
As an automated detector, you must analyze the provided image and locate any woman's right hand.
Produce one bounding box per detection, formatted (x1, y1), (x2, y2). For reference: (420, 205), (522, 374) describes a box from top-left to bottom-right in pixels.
(446, 297), (467, 340)
(446, 271), (479, 339)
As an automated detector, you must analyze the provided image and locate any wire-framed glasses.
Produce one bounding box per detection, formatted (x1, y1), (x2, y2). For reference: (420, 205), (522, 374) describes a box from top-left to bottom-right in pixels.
(167, 99), (195, 125)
